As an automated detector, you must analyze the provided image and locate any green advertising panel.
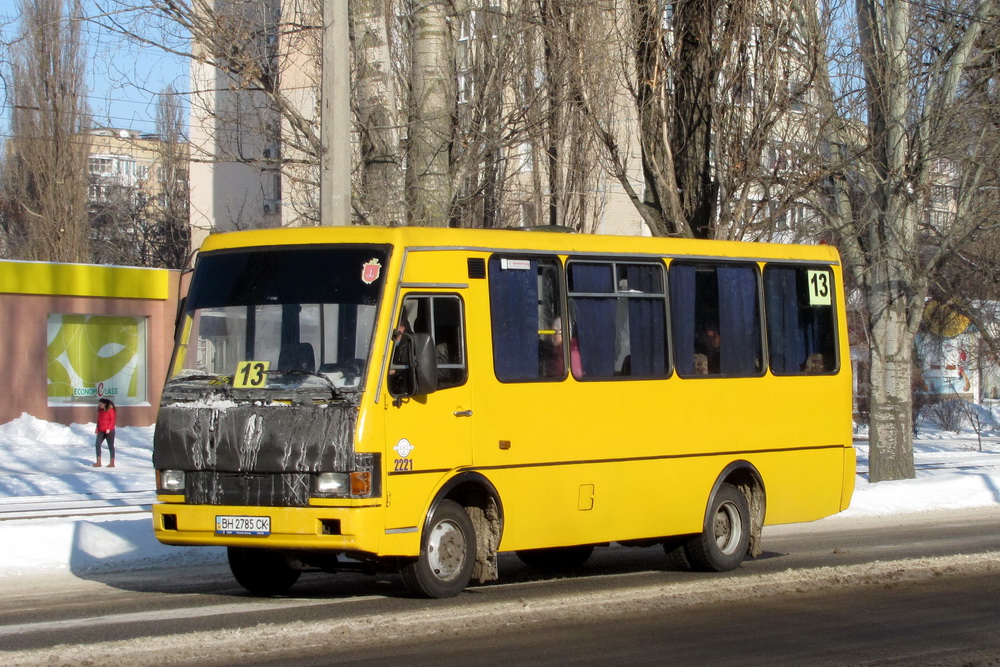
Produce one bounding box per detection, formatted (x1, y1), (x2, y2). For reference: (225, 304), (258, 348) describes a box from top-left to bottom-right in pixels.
(47, 314), (147, 406)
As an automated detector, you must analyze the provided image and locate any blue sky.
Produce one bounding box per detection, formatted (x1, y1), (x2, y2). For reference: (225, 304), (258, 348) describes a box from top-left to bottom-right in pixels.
(0, 0), (188, 136)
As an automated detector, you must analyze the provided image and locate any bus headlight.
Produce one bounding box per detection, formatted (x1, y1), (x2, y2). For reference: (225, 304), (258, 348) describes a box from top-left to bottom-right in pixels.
(315, 472), (350, 495)
(158, 469), (185, 492)
(314, 471), (373, 497)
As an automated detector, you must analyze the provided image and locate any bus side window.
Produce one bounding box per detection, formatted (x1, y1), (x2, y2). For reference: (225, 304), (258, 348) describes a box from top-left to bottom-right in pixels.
(670, 262), (763, 378)
(391, 295), (468, 391)
(763, 265), (838, 375)
(567, 260), (668, 380)
(489, 256), (564, 382)
(430, 296), (467, 388)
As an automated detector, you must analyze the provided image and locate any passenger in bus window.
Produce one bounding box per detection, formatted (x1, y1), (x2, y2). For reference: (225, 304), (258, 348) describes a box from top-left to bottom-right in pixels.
(544, 317), (582, 378)
(388, 303), (418, 394)
(539, 322), (563, 377)
(697, 326), (721, 374)
(804, 353), (826, 373)
(560, 319), (583, 378)
(693, 353), (709, 375)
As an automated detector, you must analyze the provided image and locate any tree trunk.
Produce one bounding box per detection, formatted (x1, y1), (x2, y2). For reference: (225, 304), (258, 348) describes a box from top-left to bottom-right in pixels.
(672, 0), (719, 239)
(857, 0), (919, 481)
(406, 0), (454, 227)
(542, 0), (563, 228)
(630, 0), (682, 236)
(867, 266), (917, 482)
(351, 0), (404, 226)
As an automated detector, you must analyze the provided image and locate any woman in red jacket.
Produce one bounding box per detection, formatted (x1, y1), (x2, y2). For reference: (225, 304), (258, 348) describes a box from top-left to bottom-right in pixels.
(93, 398), (117, 468)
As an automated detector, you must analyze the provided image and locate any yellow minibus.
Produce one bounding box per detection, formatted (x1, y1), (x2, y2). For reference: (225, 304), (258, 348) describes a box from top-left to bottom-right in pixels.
(152, 226), (854, 597)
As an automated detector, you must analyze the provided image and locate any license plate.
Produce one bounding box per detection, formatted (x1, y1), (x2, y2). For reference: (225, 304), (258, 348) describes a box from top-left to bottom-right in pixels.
(215, 515), (270, 536)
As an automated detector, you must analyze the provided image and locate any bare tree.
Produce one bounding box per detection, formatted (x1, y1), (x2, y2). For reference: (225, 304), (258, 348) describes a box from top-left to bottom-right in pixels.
(94, 0), (324, 230)
(351, 0), (404, 226)
(574, 0), (824, 239)
(89, 183), (154, 265)
(154, 85), (191, 268)
(818, 0), (999, 482)
(95, 0), (622, 232)
(2, 0), (90, 262)
(405, 0), (454, 226)
(532, 0), (610, 231)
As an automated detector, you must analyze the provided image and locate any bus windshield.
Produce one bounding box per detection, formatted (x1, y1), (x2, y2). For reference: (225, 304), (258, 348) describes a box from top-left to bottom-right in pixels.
(170, 245), (390, 393)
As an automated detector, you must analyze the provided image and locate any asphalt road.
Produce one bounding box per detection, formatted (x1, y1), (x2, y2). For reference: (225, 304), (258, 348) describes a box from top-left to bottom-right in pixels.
(2, 507), (999, 666)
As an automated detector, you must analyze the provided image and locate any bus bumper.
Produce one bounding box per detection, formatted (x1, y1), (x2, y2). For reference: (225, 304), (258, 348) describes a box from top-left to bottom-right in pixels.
(152, 502), (405, 556)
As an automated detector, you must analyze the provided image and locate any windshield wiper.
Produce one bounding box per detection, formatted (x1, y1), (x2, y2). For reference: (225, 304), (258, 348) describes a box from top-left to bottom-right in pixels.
(264, 368), (344, 400)
(167, 373), (233, 386)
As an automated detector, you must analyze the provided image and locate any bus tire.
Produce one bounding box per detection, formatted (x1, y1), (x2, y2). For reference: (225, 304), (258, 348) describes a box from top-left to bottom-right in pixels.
(516, 545), (594, 569)
(685, 483), (750, 572)
(400, 500), (476, 598)
(227, 547), (301, 596)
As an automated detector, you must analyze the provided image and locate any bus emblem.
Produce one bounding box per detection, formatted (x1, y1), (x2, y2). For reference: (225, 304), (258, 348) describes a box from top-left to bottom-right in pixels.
(361, 258), (382, 284)
(394, 438), (414, 458)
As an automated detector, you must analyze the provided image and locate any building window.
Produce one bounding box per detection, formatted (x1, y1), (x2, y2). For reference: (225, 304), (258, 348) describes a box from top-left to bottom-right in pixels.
(459, 10), (476, 42)
(458, 70), (473, 104)
(89, 157), (113, 175)
(788, 80), (808, 112)
(516, 142), (533, 173)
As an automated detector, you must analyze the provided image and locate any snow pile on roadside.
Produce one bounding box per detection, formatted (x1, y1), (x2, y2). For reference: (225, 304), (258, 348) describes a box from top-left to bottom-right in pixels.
(847, 437), (1000, 517)
(0, 413), (223, 576)
(0, 412), (999, 577)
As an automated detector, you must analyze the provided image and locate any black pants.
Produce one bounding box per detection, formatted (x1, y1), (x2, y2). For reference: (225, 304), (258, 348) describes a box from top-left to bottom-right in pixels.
(96, 430), (116, 461)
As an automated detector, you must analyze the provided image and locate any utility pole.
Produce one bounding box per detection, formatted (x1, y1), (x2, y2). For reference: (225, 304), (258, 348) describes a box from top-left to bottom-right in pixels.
(320, 0), (351, 225)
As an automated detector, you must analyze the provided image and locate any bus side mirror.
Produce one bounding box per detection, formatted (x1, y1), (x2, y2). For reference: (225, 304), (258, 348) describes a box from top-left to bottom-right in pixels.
(409, 333), (439, 396)
(391, 332), (438, 400)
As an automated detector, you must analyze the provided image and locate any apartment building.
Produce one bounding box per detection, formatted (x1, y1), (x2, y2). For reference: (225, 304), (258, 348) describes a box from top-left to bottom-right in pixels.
(85, 127), (190, 268)
(187, 0), (300, 250)
(87, 129), (159, 201)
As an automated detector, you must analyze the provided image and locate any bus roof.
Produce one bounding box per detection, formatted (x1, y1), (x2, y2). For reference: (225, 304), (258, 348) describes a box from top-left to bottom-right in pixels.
(198, 226), (841, 265)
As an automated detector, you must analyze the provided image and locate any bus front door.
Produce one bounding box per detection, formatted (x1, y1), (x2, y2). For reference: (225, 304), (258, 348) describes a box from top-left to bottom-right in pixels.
(383, 293), (473, 532)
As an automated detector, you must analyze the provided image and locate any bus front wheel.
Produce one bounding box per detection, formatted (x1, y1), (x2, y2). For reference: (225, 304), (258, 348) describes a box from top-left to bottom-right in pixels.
(684, 483), (750, 572)
(227, 547), (301, 596)
(400, 500), (477, 598)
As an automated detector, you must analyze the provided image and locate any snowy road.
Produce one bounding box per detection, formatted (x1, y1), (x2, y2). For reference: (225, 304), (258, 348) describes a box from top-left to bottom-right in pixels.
(1, 415), (1000, 664)
(1, 507), (999, 666)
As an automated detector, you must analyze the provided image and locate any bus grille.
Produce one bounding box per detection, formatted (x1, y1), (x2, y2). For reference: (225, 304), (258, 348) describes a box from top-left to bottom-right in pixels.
(185, 471), (311, 507)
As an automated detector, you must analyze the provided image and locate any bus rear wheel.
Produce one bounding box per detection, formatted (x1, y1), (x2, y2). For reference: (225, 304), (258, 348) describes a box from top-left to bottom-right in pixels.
(516, 545), (595, 569)
(400, 500), (476, 598)
(684, 483), (750, 572)
(227, 547), (301, 596)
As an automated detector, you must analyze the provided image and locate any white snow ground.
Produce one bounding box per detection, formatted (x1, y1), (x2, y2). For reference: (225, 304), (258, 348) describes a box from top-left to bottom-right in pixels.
(0, 407), (999, 579)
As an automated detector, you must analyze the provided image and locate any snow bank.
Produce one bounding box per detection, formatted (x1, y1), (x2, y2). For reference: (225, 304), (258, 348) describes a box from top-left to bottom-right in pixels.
(0, 413), (998, 577)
